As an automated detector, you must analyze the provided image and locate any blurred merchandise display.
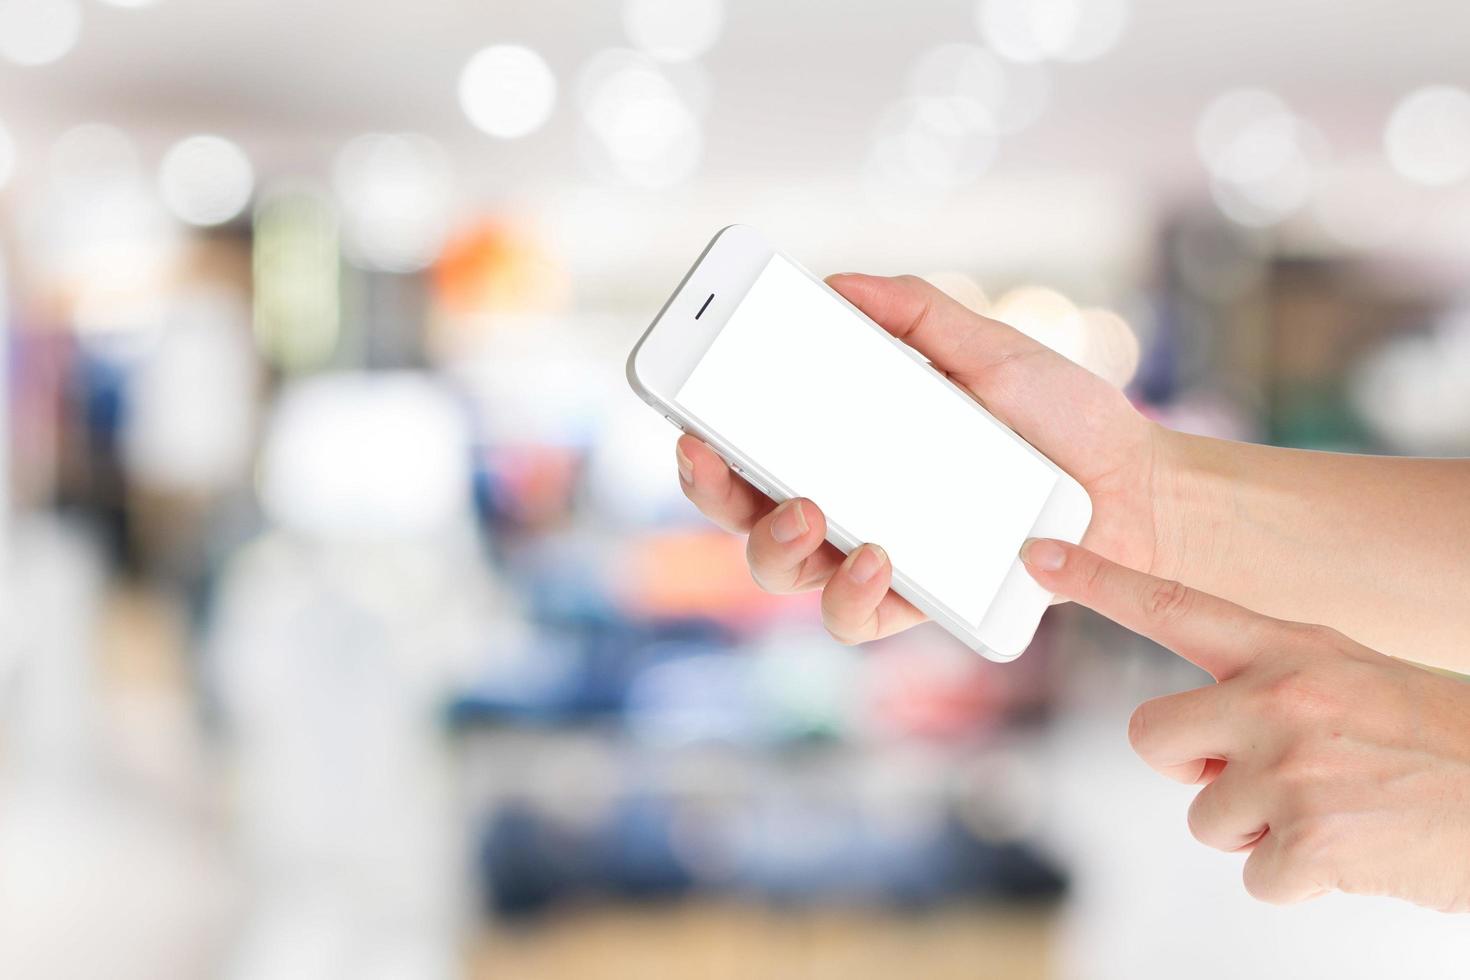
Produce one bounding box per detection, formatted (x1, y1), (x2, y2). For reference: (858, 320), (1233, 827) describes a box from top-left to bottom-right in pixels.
(251, 187), (341, 372)
(471, 737), (1066, 918)
(4, 5), (1470, 976)
(429, 219), (569, 328)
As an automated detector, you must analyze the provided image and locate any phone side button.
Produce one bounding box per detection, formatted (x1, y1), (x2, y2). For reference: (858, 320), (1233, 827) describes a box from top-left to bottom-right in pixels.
(663, 415), (683, 431)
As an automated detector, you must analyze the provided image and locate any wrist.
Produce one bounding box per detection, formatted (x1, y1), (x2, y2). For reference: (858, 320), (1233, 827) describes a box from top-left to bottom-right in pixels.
(1144, 424), (1242, 589)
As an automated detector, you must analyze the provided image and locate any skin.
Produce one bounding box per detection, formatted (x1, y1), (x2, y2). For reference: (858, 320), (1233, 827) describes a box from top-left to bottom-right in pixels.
(674, 272), (1470, 909)
(1022, 537), (1470, 913)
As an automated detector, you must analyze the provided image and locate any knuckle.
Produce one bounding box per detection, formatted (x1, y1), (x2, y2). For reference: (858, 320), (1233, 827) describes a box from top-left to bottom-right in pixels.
(749, 565), (796, 597)
(1272, 740), (1335, 792)
(1241, 823), (1338, 906)
(748, 568), (778, 594)
(746, 544), (789, 595)
(1185, 792), (1215, 847)
(820, 595), (868, 647)
(820, 614), (863, 646)
(1144, 578), (1193, 622)
(1271, 753), (1319, 796)
(1294, 622), (1346, 648)
(1255, 668), (1342, 721)
(1242, 858), (1288, 904)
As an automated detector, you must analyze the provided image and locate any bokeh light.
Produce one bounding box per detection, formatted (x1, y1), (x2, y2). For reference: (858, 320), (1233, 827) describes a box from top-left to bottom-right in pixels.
(922, 270), (990, 314)
(1048, 0), (1129, 62)
(987, 286), (1137, 384)
(975, 0), (1047, 63)
(458, 44), (557, 139)
(623, 0), (723, 63)
(1196, 88), (1296, 184)
(990, 286), (1086, 364)
(0, 0), (82, 66)
(429, 218), (569, 323)
(872, 97), (999, 191)
(1208, 151), (1315, 228)
(1351, 308), (1470, 454)
(1383, 85), (1470, 187)
(332, 132), (452, 273)
(864, 83), (1001, 224)
(157, 134), (254, 227)
(1078, 307), (1140, 387)
(31, 123), (181, 322)
(578, 48), (702, 188)
(911, 44), (1006, 119)
(50, 121), (139, 192)
(1196, 88), (1320, 226)
(974, 0), (1128, 65)
(907, 43), (1048, 137)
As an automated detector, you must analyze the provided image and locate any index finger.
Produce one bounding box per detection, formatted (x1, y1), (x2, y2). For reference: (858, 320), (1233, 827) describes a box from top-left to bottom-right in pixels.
(1021, 538), (1269, 680)
(676, 435), (774, 534)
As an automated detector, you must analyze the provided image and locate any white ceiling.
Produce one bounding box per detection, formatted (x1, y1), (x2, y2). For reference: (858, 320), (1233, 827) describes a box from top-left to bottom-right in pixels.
(4, 0), (1469, 185)
(4, 0), (1470, 287)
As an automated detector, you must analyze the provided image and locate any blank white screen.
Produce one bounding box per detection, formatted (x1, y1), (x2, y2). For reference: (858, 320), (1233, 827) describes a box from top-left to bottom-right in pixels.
(677, 255), (1056, 627)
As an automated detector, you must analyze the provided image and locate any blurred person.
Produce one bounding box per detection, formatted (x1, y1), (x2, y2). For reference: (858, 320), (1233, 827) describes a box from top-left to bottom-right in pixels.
(672, 273), (1470, 913)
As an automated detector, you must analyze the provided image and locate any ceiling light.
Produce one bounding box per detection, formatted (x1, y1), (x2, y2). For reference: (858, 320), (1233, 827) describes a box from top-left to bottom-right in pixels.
(0, 0), (82, 67)
(1384, 85), (1470, 187)
(158, 134), (254, 227)
(459, 44), (557, 139)
(623, 0), (722, 62)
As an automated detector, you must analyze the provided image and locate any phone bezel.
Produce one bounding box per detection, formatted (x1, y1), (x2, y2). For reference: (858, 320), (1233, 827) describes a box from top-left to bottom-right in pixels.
(626, 224), (1093, 661)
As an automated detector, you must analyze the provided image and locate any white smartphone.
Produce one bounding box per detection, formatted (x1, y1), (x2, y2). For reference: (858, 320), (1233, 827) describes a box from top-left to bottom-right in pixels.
(626, 225), (1092, 661)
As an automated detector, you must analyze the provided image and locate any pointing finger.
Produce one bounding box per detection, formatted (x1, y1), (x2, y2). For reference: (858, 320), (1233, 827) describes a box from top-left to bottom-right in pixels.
(1021, 538), (1272, 680)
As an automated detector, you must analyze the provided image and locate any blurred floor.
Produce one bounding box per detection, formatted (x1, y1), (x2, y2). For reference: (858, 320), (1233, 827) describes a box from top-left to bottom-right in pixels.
(0, 520), (236, 980)
(472, 901), (1052, 980)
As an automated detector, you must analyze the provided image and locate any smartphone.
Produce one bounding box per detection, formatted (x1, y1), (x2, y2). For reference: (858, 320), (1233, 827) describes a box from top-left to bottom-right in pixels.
(626, 225), (1092, 661)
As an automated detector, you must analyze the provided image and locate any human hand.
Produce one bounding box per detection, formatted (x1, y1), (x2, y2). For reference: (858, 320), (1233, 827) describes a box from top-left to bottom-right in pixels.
(1021, 536), (1470, 912)
(675, 271), (1170, 643)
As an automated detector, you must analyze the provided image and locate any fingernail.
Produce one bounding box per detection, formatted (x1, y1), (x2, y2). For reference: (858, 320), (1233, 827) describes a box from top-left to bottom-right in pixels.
(846, 544), (886, 584)
(676, 445), (694, 485)
(1021, 538), (1066, 571)
(770, 499), (808, 544)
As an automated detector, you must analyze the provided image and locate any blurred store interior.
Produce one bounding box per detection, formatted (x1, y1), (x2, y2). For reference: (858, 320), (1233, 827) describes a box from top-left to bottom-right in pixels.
(3, 0), (1470, 977)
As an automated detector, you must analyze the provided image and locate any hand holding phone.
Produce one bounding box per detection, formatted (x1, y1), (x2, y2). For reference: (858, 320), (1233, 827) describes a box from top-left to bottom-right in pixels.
(629, 226), (1160, 659)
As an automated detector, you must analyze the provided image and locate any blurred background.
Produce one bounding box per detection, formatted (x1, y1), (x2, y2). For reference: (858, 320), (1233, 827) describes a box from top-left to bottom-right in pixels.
(3, 0), (1470, 977)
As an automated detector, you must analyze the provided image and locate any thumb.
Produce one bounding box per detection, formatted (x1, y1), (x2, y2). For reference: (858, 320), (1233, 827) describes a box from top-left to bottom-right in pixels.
(825, 273), (1141, 485)
(825, 273), (1048, 387)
